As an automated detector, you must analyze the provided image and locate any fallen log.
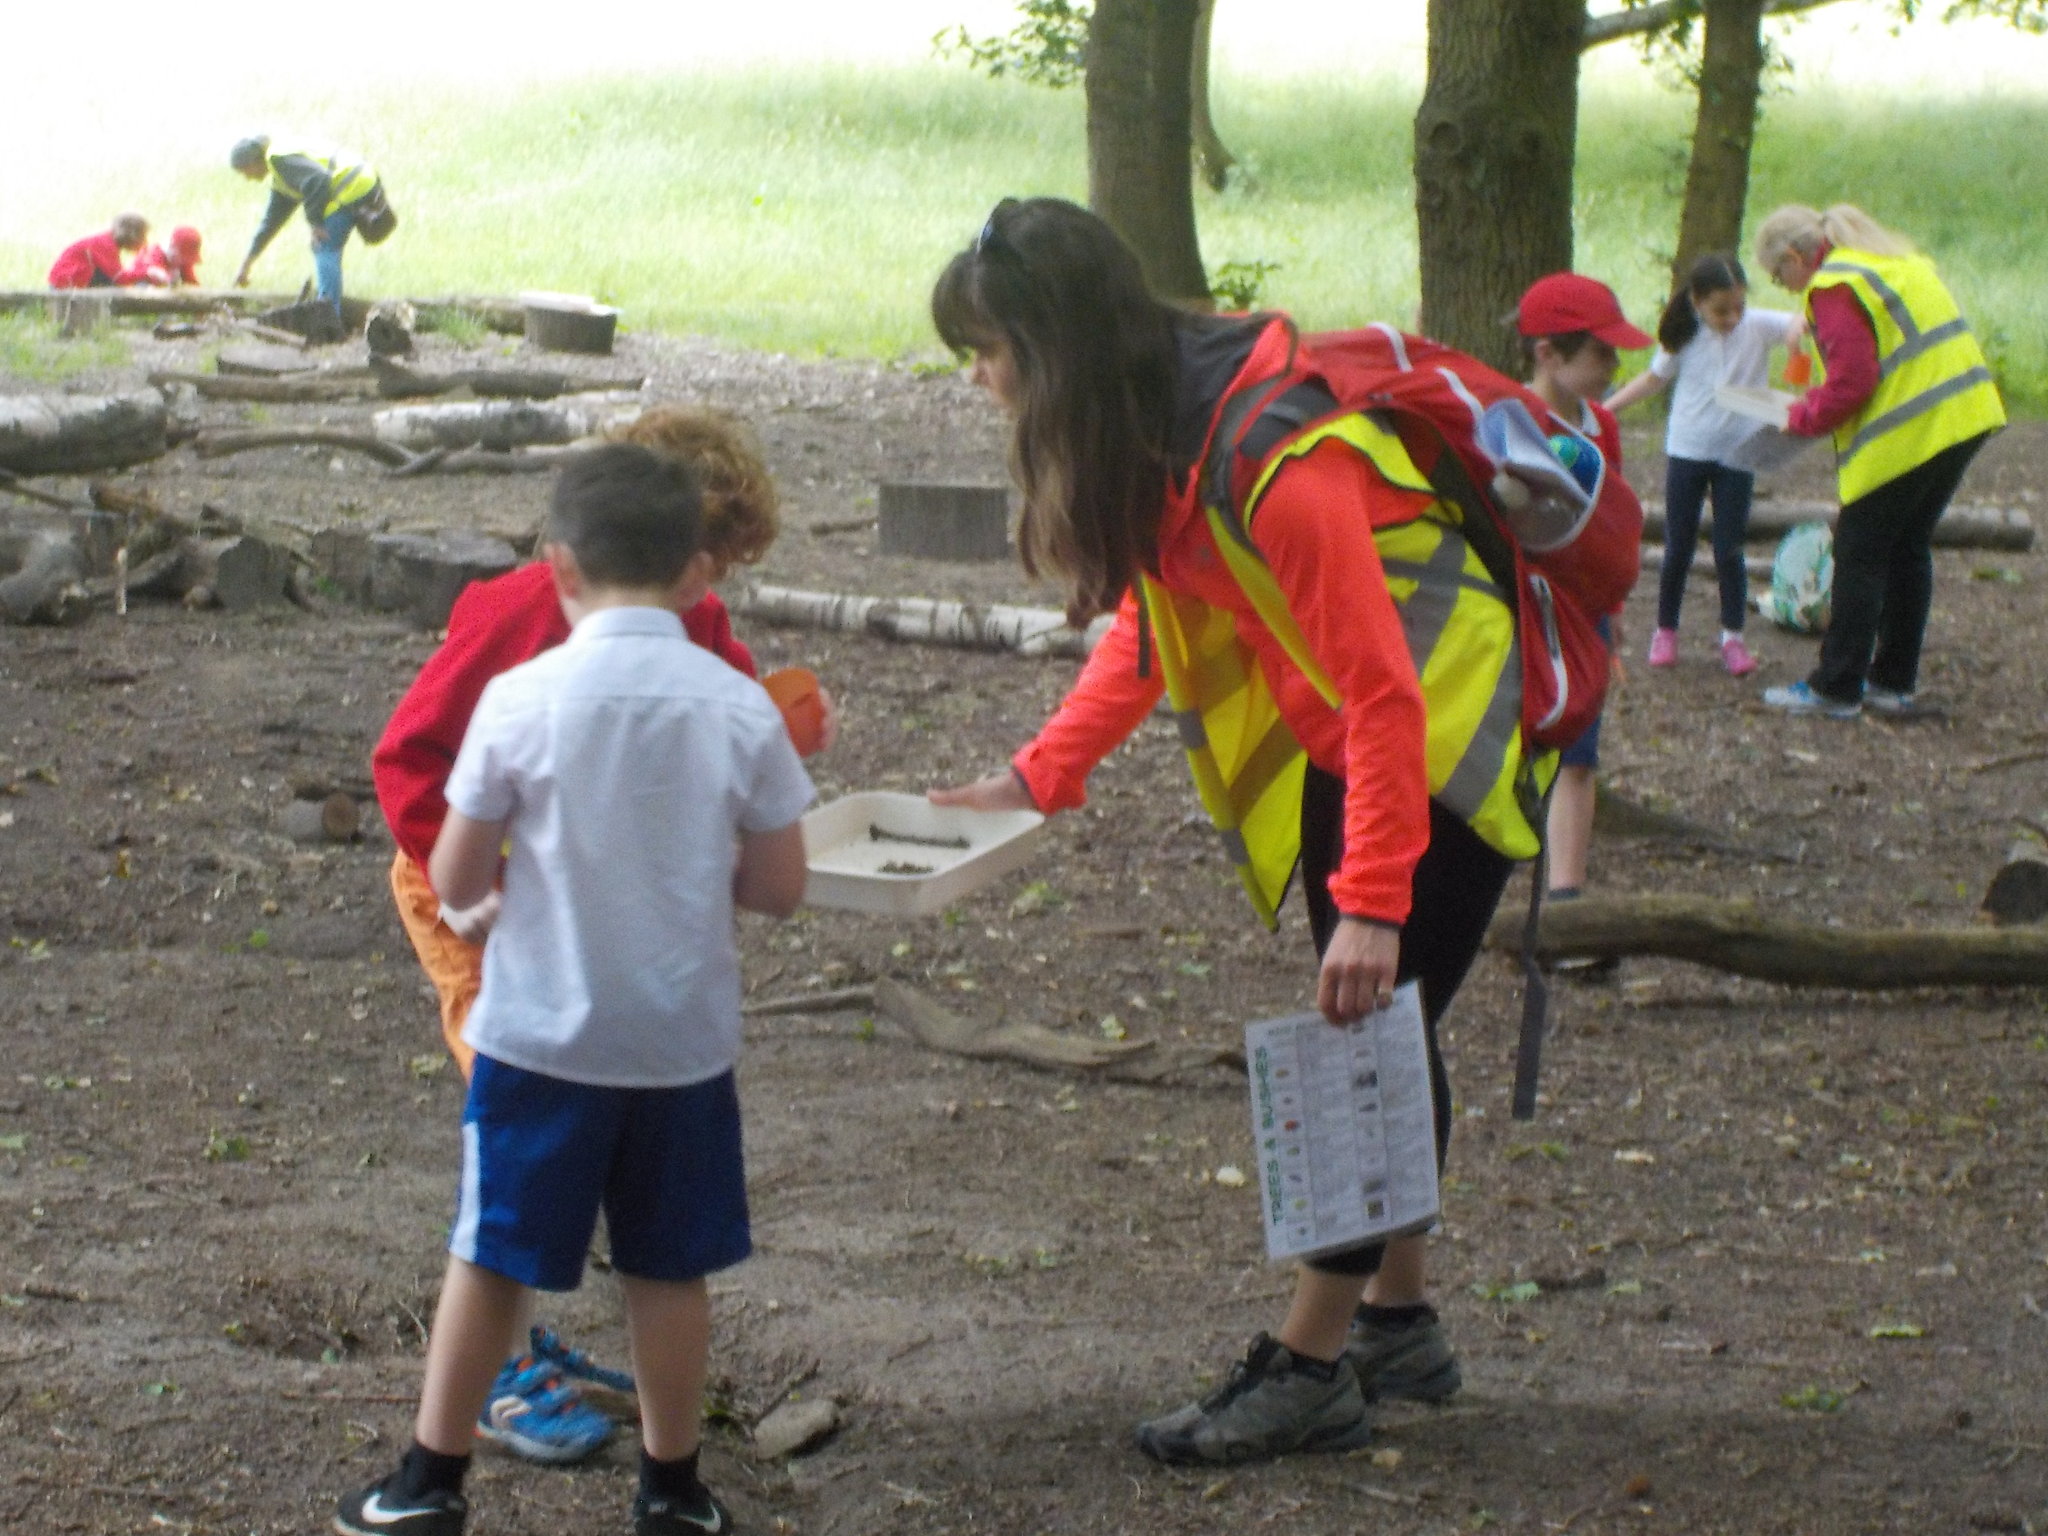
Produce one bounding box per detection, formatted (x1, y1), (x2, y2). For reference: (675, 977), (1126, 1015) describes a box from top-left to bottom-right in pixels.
(369, 357), (647, 400)
(176, 533), (296, 611)
(0, 391), (168, 475)
(147, 370), (372, 404)
(191, 427), (412, 467)
(1641, 499), (2032, 552)
(1593, 787), (1796, 861)
(371, 398), (634, 453)
(1484, 893), (2048, 988)
(385, 445), (569, 477)
(728, 582), (1113, 659)
(0, 467), (82, 511)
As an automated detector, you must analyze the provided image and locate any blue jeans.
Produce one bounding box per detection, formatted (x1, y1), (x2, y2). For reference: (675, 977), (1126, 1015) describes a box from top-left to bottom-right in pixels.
(1657, 455), (1755, 633)
(311, 205), (356, 314)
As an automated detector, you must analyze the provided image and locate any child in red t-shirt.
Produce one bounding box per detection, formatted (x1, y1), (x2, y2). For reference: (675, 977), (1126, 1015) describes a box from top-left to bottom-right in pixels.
(48, 213), (150, 289)
(122, 226), (203, 287)
(371, 405), (834, 1467)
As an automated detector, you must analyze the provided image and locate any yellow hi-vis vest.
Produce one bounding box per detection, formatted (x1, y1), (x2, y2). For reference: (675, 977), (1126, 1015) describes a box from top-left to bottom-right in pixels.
(1141, 411), (1545, 930)
(1807, 248), (2006, 505)
(271, 148), (379, 220)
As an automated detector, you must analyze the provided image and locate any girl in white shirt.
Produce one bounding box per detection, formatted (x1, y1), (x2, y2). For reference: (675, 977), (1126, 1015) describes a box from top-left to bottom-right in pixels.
(1608, 254), (1802, 677)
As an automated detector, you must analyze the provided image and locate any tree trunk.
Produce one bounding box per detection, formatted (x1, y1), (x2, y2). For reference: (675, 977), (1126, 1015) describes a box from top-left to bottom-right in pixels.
(1414, 0), (1588, 375)
(1188, 0), (1237, 192)
(1671, 0), (1769, 279)
(1085, 0), (1210, 304)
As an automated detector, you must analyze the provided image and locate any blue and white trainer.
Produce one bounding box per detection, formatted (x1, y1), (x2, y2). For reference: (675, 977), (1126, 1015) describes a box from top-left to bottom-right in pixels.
(1862, 685), (1916, 716)
(531, 1324), (637, 1402)
(1762, 680), (1861, 719)
(476, 1355), (614, 1464)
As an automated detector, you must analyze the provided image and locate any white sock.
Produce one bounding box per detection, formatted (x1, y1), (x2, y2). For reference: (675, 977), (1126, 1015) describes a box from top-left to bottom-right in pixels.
(1720, 629), (1743, 646)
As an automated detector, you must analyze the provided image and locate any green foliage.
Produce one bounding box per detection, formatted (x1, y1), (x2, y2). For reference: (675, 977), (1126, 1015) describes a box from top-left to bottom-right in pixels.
(0, 61), (2041, 412)
(1210, 258), (1282, 311)
(418, 307), (489, 346)
(933, 1), (1091, 88)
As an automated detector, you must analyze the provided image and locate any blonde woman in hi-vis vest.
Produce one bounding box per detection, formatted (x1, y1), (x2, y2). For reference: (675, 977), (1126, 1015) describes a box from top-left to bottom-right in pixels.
(926, 197), (1542, 1468)
(1755, 203), (2005, 720)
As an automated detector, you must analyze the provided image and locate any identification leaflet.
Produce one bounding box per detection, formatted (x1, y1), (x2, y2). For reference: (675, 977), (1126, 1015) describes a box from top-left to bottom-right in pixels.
(1245, 984), (1440, 1264)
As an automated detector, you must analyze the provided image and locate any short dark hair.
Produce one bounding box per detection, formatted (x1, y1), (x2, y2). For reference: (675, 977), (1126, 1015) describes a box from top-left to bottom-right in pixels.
(545, 443), (703, 588)
(1520, 329), (1597, 371)
(230, 136), (270, 173)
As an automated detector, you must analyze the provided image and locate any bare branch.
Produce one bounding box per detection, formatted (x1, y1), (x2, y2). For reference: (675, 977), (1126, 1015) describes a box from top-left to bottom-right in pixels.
(1583, 0), (1849, 48)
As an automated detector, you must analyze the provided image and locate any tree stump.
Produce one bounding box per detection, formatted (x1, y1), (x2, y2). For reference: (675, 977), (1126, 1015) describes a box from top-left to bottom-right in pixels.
(178, 534), (295, 611)
(367, 531), (520, 629)
(876, 482), (1010, 562)
(1982, 840), (2048, 927)
(51, 291), (114, 337)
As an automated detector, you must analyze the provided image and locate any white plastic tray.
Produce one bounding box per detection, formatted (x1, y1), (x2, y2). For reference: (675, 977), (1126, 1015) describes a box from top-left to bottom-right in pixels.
(802, 791), (1046, 916)
(1715, 384), (1795, 429)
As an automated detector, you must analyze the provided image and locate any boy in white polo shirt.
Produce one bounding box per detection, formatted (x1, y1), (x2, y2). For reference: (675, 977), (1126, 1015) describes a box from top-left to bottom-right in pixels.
(337, 443), (815, 1536)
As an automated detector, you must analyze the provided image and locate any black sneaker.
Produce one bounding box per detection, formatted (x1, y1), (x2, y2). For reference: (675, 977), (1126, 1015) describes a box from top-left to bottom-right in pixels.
(1345, 1304), (1462, 1403)
(335, 1475), (467, 1536)
(634, 1486), (735, 1535)
(1134, 1333), (1371, 1466)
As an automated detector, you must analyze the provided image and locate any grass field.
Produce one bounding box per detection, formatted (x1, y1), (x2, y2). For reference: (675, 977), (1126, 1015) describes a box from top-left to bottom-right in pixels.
(5, 60), (2043, 410)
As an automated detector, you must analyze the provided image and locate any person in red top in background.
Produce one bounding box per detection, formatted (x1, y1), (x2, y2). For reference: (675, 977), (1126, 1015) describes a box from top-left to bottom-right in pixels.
(1514, 273), (1653, 972)
(372, 405), (836, 1470)
(927, 198), (1531, 1468)
(48, 214), (149, 288)
(121, 226), (203, 287)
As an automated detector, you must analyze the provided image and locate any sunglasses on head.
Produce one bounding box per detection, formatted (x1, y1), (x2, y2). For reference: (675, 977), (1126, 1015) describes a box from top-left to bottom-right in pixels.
(975, 198), (1021, 257)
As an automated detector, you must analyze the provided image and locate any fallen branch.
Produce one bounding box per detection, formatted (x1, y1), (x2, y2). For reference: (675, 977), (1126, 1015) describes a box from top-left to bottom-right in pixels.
(0, 468), (80, 511)
(1593, 787), (1797, 862)
(147, 370), (370, 404)
(385, 445), (570, 478)
(1485, 893), (2048, 988)
(191, 427), (412, 467)
(730, 582), (1112, 659)
(743, 986), (876, 1017)
(876, 978), (1154, 1073)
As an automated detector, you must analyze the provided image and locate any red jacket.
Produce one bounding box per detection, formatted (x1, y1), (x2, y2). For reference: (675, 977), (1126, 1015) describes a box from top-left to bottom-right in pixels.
(120, 244), (201, 287)
(372, 562), (756, 869)
(1786, 283), (1880, 439)
(1015, 437), (1433, 926)
(48, 232), (124, 289)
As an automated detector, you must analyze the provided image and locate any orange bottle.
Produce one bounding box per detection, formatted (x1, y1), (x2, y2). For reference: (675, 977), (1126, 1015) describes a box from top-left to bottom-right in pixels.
(1784, 342), (1813, 387)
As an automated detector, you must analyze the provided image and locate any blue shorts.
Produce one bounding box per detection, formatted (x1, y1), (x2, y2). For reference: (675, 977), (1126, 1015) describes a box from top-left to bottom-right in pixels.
(1559, 613), (1613, 770)
(451, 1056), (751, 1291)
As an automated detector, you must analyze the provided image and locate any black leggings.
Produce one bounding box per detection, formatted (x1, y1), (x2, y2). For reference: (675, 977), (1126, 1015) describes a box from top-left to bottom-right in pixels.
(1296, 766), (1514, 1278)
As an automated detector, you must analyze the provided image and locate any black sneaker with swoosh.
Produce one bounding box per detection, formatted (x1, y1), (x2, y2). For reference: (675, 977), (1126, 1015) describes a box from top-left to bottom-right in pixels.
(633, 1486), (734, 1535)
(335, 1477), (468, 1536)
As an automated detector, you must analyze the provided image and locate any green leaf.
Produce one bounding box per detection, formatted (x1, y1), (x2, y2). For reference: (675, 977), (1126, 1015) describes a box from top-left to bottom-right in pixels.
(0, 1134), (25, 1152)
(1868, 1322), (1925, 1339)
(1782, 1384), (1844, 1412)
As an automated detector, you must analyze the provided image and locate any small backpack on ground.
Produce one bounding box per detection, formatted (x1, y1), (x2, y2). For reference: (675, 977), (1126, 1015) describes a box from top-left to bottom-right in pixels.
(1203, 321), (1645, 751)
(1757, 521), (1833, 633)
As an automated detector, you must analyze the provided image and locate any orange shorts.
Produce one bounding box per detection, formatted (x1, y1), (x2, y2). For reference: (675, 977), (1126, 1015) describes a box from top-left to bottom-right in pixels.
(389, 851), (481, 1080)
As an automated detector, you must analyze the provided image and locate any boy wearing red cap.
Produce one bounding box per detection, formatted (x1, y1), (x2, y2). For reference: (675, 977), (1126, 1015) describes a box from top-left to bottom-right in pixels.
(1516, 273), (1653, 962)
(122, 227), (204, 288)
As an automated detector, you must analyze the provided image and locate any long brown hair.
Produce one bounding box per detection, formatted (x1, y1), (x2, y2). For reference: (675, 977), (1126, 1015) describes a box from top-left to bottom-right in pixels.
(931, 198), (1181, 624)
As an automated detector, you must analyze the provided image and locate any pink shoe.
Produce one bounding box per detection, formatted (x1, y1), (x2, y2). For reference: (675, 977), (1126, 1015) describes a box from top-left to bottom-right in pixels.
(1721, 635), (1758, 677)
(1647, 628), (1678, 668)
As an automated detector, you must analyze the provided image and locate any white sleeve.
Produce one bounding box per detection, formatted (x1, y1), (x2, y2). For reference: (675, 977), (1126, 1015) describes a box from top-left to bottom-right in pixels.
(738, 697), (817, 833)
(1648, 347), (1681, 381)
(443, 677), (518, 824)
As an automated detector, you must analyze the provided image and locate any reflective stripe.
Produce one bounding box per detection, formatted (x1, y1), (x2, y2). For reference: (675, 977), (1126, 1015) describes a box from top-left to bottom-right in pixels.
(1438, 644), (1525, 824)
(1889, 315), (1971, 369)
(1380, 535), (1473, 673)
(1175, 708), (1208, 749)
(1217, 827), (1251, 866)
(1819, 258), (1916, 340)
(1842, 365), (1999, 465)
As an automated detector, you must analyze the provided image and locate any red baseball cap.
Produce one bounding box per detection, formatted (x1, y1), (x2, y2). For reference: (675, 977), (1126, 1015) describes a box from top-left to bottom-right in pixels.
(1516, 272), (1652, 349)
(170, 226), (202, 257)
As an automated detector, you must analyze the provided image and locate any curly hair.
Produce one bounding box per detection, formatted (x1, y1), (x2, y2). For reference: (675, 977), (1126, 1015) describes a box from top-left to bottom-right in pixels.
(606, 405), (780, 576)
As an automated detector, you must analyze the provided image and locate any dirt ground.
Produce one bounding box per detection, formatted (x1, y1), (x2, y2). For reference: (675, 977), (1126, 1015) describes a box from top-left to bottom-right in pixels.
(3, 322), (2047, 1536)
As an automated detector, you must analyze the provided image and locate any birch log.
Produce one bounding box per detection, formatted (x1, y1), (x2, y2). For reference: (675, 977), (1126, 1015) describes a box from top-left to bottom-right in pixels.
(371, 398), (637, 453)
(728, 582), (1112, 658)
(1641, 499), (2031, 552)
